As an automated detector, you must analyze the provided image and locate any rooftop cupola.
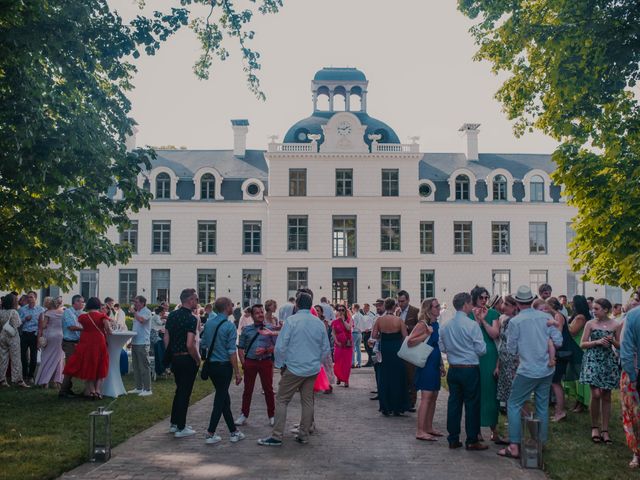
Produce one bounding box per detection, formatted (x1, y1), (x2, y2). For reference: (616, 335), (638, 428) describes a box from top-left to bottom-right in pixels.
(312, 67), (368, 113)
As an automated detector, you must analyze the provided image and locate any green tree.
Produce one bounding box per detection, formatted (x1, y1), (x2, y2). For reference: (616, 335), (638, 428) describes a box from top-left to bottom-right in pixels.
(458, 0), (640, 290)
(0, 0), (281, 291)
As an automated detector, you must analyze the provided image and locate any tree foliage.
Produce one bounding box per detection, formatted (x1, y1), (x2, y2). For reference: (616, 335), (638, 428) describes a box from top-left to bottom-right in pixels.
(458, 0), (640, 289)
(0, 0), (282, 291)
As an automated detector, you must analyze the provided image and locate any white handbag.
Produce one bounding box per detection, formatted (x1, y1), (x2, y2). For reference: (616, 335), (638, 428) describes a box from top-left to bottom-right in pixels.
(397, 335), (433, 368)
(2, 321), (17, 338)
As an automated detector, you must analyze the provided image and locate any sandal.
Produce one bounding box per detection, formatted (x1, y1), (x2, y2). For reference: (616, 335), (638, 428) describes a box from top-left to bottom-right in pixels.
(0, 381), (9, 388)
(591, 427), (602, 443)
(491, 433), (509, 445)
(16, 381), (30, 388)
(601, 431), (612, 444)
(629, 455), (640, 469)
(497, 447), (520, 459)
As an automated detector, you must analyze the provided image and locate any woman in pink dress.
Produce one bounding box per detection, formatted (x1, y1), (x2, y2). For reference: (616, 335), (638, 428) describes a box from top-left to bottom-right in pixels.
(332, 306), (353, 387)
(35, 297), (65, 388)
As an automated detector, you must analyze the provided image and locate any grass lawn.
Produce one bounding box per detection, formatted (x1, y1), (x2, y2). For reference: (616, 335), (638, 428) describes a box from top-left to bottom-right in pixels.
(0, 373), (213, 480)
(544, 392), (635, 480)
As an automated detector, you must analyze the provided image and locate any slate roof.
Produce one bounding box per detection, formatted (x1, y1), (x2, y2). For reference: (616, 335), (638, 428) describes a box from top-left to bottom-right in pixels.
(142, 149), (558, 202)
(313, 67), (367, 83)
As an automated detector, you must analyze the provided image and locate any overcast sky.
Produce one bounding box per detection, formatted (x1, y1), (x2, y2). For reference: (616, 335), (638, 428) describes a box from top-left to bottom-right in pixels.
(112, 0), (558, 154)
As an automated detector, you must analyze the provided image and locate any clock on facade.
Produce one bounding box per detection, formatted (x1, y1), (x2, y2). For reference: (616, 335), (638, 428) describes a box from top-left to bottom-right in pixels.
(337, 121), (352, 136)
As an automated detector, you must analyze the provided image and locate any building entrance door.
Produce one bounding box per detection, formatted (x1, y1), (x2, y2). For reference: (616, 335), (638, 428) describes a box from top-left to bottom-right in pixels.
(332, 268), (357, 305)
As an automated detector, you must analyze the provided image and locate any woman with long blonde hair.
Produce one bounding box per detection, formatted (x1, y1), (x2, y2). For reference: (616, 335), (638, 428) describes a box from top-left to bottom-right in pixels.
(408, 297), (444, 441)
(35, 296), (65, 388)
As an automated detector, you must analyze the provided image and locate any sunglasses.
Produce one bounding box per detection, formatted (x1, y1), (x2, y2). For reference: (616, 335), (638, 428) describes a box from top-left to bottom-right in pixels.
(479, 295), (490, 300)
(432, 304), (441, 309)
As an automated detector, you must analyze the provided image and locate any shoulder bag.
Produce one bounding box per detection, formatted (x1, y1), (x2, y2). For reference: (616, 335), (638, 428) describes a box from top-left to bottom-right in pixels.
(200, 320), (225, 380)
(397, 323), (433, 368)
(2, 312), (18, 337)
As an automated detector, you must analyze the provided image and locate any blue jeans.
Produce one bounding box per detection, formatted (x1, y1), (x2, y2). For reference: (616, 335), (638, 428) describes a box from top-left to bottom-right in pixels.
(352, 331), (362, 366)
(507, 373), (553, 443)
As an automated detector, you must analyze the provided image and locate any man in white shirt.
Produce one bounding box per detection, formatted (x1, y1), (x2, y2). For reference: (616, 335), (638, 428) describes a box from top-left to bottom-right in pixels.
(128, 296), (153, 396)
(319, 297), (335, 323)
(361, 303), (376, 367)
(351, 304), (367, 368)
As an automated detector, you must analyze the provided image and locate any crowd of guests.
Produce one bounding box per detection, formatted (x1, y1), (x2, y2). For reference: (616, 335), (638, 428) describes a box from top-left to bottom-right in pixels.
(1, 282), (640, 470)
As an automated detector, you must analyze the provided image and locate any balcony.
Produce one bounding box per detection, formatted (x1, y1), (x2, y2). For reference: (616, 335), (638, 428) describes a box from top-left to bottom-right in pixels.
(267, 141), (419, 154)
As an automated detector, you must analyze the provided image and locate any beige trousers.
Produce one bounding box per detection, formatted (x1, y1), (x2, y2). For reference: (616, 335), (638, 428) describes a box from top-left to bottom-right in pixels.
(131, 344), (151, 391)
(272, 369), (317, 441)
(0, 333), (23, 383)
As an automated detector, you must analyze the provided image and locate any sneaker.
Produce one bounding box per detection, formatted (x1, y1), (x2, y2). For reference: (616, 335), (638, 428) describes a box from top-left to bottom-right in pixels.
(168, 424), (178, 433)
(138, 390), (153, 397)
(257, 437), (282, 446)
(174, 426), (196, 438)
(234, 414), (247, 426)
(205, 433), (222, 444)
(269, 417), (275, 426)
(295, 436), (308, 445)
(127, 388), (142, 394)
(230, 431), (246, 443)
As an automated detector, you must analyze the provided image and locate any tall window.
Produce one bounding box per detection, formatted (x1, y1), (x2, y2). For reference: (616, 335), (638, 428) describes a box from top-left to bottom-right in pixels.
(333, 216), (357, 257)
(80, 270), (99, 300)
(289, 169), (307, 196)
(242, 269), (262, 307)
(243, 221), (262, 254)
(419, 221), (434, 254)
(530, 175), (545, 201)
(287, 216), (308, 251)
(381, 268), (401, 299)
(493, 175), (507, 201)
(155, 173), (171, 199)
(530, 270), (548, 293)
(336, 169), (353, 196)
(287, 268), (308, 299)
(420, 270), (435, 300)
(197, 269), (216, 304)
(566, 222), (576, 252)
(119, 269), (137, 304)
(567, 271), (585, 298)
(492, 270), (511, 296)
(491, 222), (510, 254)
(201, 173), (216, 200)
(120, 220), (138, 254)
(454, 221), (473, 254)
(380, 216), (401, 251)
(529, 222), (548, 254)
(197, 221), (216, 254)
(455, 175), (470, 200)
(151, 269), (170, 303)
(152, 220), (171, 253)
(381, 169), (399, 197)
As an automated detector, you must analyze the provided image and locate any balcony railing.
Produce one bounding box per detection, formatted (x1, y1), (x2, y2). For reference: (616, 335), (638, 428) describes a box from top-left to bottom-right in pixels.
(268, 142), (318, 153)
(268, 141), (420, 154)
(372, 143), (420, 153)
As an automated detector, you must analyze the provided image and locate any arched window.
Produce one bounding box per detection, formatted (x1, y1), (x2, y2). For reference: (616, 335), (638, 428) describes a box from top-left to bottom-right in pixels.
(155, 173), (170, 199)
(455, 175), (470, 200)
(530, 175), (545, 202)
(201, 173), (216, 200)
(493, 174), (507, 201)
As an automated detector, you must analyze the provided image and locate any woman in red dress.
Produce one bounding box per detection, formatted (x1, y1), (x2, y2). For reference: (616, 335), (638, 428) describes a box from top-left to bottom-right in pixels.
(332, 305), (353, 387)
(63, 297), (111, 399)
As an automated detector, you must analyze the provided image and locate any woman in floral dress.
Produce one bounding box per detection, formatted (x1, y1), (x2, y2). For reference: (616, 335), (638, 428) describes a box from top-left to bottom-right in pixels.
(495, 295), (519, 407)
(579, 298), (622, 444)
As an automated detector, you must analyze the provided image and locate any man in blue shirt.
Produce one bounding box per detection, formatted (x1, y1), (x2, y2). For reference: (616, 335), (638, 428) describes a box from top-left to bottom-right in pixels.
(621, 300), (640, 387)
(439, 292), (488, 450)
(235, 304), (277, 427)
(498, 286), (563, 459)
(59, 294), (84, 398)
(201, 297), (244, 445)
(128, 296), (153, 396)
(259, 292), (331, 446)
(18, 291), (45, 382)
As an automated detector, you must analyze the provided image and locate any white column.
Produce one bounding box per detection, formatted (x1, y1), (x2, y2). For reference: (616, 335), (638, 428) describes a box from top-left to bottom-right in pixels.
(329, 91), (334, 111)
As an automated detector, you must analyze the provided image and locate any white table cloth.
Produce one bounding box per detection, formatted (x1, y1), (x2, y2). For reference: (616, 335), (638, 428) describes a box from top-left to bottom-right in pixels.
(102, 331), (136, 398)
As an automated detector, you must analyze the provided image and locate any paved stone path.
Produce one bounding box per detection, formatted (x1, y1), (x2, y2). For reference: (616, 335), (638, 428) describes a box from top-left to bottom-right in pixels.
(63, 368), (545, 480)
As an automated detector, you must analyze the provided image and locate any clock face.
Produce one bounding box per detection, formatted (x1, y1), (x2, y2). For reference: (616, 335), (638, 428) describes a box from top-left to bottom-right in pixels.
(337, 121), (352, 136)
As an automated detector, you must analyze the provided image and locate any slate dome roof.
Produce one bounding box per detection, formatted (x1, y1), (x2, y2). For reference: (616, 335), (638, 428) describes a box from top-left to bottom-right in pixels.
(283, 111), (400, 145)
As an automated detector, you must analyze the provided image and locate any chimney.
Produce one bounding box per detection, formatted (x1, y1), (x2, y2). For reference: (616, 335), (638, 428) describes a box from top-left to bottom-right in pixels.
(459, 123), (480, 161)
(231, 119), (249, 158)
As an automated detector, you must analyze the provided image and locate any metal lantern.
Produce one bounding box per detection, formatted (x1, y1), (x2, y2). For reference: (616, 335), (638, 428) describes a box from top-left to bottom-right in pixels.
(520, 414), (543, 469)
(89, 407), (113, 462)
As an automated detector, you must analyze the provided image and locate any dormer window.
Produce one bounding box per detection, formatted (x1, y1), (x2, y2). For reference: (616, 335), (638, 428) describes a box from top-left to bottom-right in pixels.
(455, 175), (470, 201)
(156, 173), (171, 200)
(201, 173), (216, 200)
(493, 174), (507, 201)
(530, 175), (545, 202)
